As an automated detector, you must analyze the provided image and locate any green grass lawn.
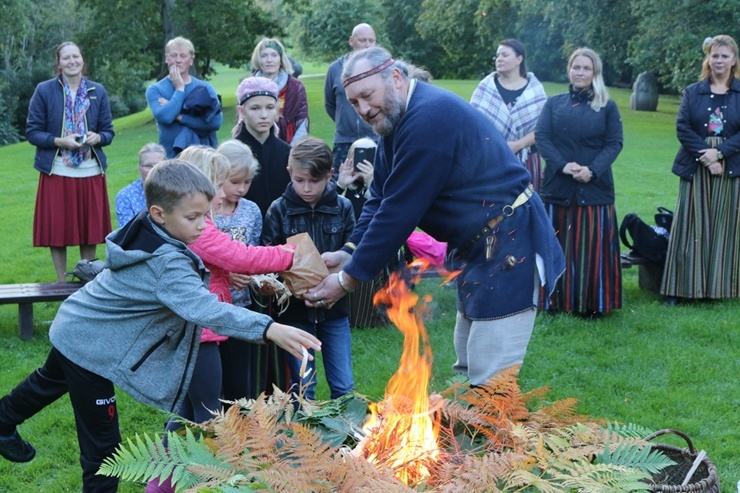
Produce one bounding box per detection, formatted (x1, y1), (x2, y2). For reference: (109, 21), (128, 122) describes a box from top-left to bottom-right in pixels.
(0, 65), (737, 492)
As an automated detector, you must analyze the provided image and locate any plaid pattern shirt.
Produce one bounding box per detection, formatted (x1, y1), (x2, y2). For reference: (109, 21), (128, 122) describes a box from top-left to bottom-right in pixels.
(471, 72), (547, 163)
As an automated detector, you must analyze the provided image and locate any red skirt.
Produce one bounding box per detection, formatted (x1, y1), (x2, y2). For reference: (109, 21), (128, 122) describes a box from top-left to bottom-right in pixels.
(33, 173), (112, 247)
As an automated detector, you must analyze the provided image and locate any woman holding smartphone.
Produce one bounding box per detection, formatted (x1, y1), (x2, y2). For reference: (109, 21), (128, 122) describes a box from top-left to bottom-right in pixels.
(335, 138), (393, 328)
(26, 41), (114, 282)
(336, 138), (375, 220)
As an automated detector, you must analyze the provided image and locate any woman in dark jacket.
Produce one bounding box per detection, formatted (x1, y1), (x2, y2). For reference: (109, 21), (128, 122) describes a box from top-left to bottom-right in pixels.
(536, 47), (623, 316)
(662, 35), (740, 303)
(26, 41), (114, 282)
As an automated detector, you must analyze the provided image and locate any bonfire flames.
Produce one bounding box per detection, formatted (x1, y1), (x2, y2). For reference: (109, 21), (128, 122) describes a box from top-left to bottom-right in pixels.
(352, 270), (442, 485)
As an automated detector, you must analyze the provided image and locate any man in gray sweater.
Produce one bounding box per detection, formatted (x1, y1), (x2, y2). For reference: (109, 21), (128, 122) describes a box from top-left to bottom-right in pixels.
(324, 23), (379, 168)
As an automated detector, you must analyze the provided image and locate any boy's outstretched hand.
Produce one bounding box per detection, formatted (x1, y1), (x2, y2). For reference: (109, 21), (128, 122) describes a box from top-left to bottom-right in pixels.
(265, 323), (321, 360)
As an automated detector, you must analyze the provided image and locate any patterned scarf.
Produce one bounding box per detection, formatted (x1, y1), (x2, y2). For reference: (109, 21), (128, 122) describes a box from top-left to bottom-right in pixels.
(470, 73), (547, 164)
(61, 77), (91, 167)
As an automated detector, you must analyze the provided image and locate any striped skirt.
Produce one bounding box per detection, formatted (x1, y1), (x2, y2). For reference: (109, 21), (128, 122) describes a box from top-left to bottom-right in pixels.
(540, 203), (622, 314)
(347, 272), (390, 328)
(524, 150), (543, 193)
(661, 150), (740, 299)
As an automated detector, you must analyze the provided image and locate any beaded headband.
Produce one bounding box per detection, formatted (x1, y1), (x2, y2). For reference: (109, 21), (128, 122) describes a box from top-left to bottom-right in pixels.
(342, 58), (395, 88)
(239, 90), (278, 106)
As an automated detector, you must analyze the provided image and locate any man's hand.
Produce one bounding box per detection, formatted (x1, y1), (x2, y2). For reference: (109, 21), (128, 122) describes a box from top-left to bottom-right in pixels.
(321, 250), (352, 273)
(168, 64), (185, 91)
(304, 272), (348, 309)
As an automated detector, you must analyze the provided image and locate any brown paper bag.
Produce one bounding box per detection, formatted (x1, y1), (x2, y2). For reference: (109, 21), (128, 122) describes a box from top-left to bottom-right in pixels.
(281, 233), (330, 298)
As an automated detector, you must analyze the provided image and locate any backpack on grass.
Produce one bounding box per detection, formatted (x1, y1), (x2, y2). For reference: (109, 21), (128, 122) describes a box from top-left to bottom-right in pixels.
(619, 208), (673, 264)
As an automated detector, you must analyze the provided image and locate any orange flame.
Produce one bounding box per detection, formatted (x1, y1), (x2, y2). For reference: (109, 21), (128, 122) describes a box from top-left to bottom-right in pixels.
(354, 270), (440, 484)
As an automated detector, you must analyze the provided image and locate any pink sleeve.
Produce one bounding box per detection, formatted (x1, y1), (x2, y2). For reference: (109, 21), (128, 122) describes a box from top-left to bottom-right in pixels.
(406, 231), (447, 267)
(190, 221), (293, 274)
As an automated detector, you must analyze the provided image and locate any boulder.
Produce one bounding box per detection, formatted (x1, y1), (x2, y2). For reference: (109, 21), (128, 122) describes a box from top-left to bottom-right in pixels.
(630, 71), (659, 111)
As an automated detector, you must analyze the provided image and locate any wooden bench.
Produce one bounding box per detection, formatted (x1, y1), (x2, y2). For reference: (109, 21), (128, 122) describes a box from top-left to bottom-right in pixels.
(0, 282), (82, 340)
(621, 252), (663, 294)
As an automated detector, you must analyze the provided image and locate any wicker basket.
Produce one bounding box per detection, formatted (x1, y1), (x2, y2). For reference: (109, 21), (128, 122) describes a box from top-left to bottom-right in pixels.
(646, 429), (720, 493)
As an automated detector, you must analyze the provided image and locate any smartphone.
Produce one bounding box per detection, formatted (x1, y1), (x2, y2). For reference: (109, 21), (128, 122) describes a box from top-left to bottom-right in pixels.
(353, 147), (375, 171)
(75, 134), (87, 145)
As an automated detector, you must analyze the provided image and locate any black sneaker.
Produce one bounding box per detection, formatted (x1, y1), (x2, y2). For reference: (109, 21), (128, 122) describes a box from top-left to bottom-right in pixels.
(0, 430), (36, 462)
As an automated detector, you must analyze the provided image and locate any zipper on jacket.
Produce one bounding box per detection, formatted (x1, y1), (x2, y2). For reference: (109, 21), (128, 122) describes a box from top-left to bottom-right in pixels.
(83, 113), (105, 175)
(170, 322), (198, 412)
(130, 333), (170, 371)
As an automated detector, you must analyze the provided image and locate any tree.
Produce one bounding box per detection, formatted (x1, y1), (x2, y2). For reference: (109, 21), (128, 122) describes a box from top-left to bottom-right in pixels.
(474, 0), (521, 62)
(291, 0), (381, 62)
(514, 0), (636, 86)
(0, 0), (82, 139)
(416, 0), (488, 78)
(378, 0), (444, 77)
(628, 0), (740, 93)
(169, 0), (282, 77)
(76, 0), (162, 117)
(76, 0), (281, 117)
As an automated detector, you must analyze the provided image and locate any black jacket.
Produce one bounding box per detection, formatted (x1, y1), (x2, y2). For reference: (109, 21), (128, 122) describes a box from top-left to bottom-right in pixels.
(261, 181), (355, 323)
(236, 125), (292, 216)
(536, 88), (623, 206)
(672, 77), (740, 180)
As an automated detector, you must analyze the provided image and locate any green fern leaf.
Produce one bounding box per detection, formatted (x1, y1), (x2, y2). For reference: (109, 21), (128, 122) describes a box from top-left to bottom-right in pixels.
(596, 441), (676, 474)
(606, 421), (655, 439)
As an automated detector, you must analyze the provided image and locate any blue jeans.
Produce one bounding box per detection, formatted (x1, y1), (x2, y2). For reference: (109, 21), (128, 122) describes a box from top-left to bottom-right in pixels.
(287, 317), (354, 400)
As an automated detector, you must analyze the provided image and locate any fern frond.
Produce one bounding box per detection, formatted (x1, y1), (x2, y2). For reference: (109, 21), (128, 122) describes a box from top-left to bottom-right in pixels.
(596, 440), (676, 474)
(503, 468), (563, 493)
(559, 461), (653, 492)
(98, 432), (203, 489)
(606, 421), (656, 439)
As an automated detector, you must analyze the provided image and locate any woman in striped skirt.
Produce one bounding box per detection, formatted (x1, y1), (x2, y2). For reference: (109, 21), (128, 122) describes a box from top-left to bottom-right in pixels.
(536, 48), (624, 317)
(662, 35), (740, 303)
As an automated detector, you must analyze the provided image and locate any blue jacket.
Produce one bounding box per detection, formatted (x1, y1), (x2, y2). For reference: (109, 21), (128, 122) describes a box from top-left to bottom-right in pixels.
(344, 82), (565, 320)
(262, 181), (355, 323)
(672, 77), (740, 180)
(26, 75), (114, 175)
(324, 54), (377, 145)
(50, 213), (274, 413)
(145, 77), (223, 157)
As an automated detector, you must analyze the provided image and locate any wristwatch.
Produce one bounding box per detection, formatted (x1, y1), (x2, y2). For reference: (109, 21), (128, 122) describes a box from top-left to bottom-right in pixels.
(717, 150), (724, 160)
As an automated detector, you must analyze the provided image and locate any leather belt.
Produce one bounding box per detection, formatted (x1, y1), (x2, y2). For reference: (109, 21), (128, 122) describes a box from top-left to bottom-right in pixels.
(466, 184), (534, 250)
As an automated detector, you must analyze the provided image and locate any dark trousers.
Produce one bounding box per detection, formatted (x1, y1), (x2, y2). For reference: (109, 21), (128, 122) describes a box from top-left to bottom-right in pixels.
(0, 347), (120, 492)
(167, 342), (222, 429)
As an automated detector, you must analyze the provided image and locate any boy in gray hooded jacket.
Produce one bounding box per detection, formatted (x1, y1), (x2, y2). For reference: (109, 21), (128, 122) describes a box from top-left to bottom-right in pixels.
(0, 160), (321, 492)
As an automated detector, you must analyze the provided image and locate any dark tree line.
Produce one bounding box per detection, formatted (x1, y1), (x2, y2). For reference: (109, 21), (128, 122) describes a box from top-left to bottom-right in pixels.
(2, 0), (739, 145)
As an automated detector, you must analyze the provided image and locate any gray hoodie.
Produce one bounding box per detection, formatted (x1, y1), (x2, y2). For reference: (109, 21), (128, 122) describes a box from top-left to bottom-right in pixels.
(50, 213), (272, 413)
